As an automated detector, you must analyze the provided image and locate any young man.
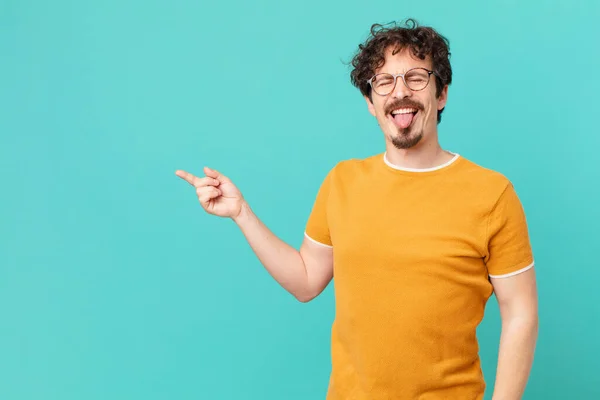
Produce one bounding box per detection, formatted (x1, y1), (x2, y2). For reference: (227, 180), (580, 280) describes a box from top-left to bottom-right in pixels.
(176, 19), (538, 400)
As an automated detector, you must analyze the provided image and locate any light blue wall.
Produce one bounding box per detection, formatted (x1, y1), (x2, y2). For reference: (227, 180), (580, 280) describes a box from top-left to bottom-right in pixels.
(2, 0), (599, 398)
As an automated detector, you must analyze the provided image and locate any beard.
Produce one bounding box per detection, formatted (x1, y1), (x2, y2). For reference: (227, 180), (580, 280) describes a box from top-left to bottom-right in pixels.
(390, 127), (423, 149)
(384, 98), (425, 149)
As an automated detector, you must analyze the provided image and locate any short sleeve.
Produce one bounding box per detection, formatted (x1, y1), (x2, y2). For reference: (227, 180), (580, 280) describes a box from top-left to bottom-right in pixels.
(484, 183), (534, 278)
(304, 168), (335, 248)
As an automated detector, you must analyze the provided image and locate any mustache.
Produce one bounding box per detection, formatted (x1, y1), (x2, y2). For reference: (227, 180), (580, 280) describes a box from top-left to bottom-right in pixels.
(385, 99), (424, 114)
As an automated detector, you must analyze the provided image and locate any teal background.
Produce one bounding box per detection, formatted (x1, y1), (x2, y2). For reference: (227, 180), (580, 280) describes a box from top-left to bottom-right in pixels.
(1, 0), (599, 398)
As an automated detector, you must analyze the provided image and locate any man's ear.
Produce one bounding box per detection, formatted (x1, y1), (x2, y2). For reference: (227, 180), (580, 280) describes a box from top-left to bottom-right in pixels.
(364, 95), (376, 117)
(437, 85), (448, 111)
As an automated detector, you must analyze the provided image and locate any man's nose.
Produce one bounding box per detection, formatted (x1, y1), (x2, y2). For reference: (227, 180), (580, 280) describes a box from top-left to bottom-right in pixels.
(391, 78), (412, 99)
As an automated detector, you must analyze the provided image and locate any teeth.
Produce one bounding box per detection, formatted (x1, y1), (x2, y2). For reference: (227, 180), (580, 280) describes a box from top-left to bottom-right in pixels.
(391, 108), (417, 115)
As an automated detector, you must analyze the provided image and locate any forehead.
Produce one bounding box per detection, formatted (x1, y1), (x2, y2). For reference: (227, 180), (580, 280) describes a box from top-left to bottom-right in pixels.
(375, 46), (433, 74)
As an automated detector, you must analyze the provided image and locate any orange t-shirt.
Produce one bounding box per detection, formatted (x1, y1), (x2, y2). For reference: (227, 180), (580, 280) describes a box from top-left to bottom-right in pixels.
(304, 152), (534, 400)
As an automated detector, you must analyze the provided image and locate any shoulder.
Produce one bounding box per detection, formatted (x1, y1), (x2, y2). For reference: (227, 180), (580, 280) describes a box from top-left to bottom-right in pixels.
(455, 155), (514, 193)
(329, 153), (383, 177)
(447, 155), (527, 213)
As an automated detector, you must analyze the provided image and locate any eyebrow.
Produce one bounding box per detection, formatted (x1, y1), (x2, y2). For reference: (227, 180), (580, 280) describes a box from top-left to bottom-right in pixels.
(380, 66), (430, 74)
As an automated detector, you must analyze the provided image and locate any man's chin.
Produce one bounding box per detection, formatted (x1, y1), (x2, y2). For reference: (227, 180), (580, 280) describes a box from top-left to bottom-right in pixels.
(391, 130), (423, 150)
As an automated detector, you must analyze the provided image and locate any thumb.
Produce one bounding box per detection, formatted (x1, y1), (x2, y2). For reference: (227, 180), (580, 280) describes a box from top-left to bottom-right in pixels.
(204, 166), (229, 183)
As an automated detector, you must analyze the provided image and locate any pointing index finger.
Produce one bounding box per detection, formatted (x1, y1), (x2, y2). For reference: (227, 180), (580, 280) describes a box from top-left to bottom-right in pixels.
(175, 170), (198, 186)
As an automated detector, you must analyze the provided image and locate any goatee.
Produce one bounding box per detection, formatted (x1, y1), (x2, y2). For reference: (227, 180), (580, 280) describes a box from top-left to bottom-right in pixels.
(391, 129), (423, 149)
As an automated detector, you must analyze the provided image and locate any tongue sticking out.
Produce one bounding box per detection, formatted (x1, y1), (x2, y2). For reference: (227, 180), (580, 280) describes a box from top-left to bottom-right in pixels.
(393, 112), (415, 129)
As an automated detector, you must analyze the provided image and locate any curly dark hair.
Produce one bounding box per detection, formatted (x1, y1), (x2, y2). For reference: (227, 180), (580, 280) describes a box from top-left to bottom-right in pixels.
(350, 19), (452, 123)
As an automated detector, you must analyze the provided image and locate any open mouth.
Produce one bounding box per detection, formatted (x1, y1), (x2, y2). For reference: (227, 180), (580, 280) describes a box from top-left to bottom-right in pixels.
(389, 107), (419, 129)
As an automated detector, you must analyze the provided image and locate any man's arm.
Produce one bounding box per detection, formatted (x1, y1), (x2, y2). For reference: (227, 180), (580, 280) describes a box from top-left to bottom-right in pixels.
(175, 167), (334, 303)
(490, 267), (539, 400)
(233, 202), (334, 303)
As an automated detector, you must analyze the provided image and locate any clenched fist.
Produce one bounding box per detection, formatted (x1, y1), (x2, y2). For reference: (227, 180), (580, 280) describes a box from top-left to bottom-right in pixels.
(175, 167), (244, 219)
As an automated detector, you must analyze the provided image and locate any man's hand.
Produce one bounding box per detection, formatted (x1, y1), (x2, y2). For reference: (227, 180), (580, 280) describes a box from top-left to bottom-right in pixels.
(175, 167), (244, 219)
(175, 165), (333, 302)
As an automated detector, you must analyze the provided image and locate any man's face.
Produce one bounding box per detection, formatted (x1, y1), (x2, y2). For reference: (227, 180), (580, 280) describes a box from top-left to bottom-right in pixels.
(365, 47), (448, 150)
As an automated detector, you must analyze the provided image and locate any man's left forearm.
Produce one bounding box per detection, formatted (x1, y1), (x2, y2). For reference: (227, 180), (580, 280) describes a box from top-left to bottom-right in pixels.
(491, 316), (539, 400)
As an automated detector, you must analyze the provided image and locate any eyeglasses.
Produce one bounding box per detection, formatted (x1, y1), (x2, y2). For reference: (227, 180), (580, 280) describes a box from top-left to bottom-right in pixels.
(367, 68), (437, 96)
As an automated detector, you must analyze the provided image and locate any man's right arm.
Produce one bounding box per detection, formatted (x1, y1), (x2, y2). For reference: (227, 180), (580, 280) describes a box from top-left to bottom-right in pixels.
(233, 201), (333, 303)
(175, 166), (333, 302)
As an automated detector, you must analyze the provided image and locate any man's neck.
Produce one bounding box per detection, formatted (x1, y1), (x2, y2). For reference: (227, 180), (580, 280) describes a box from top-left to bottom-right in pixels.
(385, 141), (455, 170)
